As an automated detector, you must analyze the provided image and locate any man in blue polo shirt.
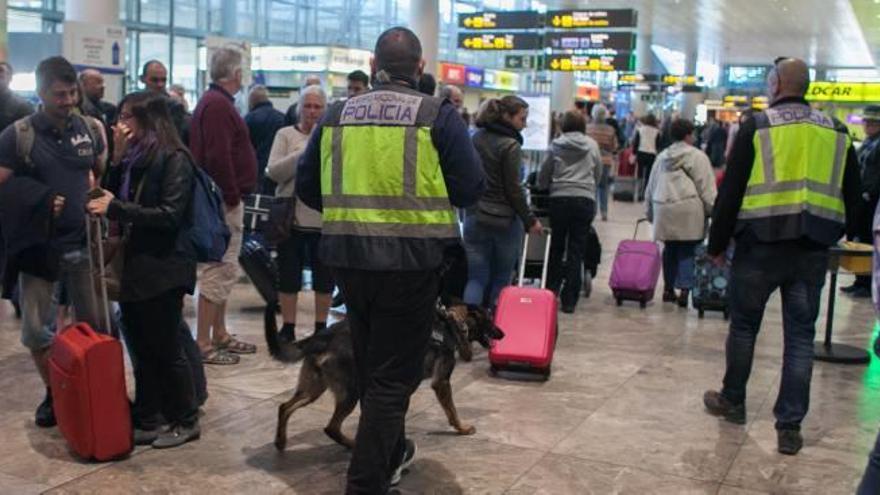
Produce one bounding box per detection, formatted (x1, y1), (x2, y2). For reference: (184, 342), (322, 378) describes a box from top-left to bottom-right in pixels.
(0, 56), (104, 428)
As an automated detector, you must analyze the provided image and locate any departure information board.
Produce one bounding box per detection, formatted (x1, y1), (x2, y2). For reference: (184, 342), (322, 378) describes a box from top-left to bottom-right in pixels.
(543, 32), (636, 51)
(546, 9), (638, 29)
(458, 32), (542, 51)
(458, 11), (542, 30)
(546, 53), (635, 72)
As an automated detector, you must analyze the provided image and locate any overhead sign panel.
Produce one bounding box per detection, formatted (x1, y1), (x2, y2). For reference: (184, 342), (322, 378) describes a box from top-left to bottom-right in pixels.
(483, 69), (520, 91)
(458, 10), (542, 30)
(546, 9), (638, 29)
(806, 82), (880, 103)
(543, 32), (636, 52)
(505, 55), (540, 70)
(458, 32), (542, 50)
(546, 54), (635, 72)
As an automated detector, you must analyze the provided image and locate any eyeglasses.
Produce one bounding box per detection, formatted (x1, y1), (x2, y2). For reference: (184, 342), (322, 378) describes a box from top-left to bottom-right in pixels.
(118, 112), (134, 121)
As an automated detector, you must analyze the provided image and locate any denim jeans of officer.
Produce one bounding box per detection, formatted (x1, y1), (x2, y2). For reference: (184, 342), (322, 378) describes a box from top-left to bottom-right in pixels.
(547, 197), (596, 309)
(334, 268), (439, 495)
(19, 248), (102, 351)
(596, 165), (611, 218)
(858, 427), (880, 494)
(721, 242), (828, 430)
(662, 240), (701, 290)
(463, 214), (523, 308)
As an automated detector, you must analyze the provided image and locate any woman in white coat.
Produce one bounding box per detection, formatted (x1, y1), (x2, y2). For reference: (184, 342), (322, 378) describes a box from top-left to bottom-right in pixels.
(645, 118), (717, 307)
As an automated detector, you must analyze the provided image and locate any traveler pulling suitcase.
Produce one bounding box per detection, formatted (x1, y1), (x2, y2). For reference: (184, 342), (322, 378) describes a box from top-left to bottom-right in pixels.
(691, 244), (731, 319)
(609, 219), (662, 308)
(613, 148), (641, 203)
(490, 229), (558, 379)
(49, 215), (133, 461)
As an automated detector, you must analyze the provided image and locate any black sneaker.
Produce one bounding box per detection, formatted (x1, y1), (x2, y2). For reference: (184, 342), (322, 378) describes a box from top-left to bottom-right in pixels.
(561, 305), (575, 314)
(777, 428), (803, 455)
(331, 293), (345, 308)
(703, 390), (746, 424)
(851, 287), (872, 299)
(840, 284), (859, 293)
(662, 289), (677, 303)
(677, 289), (690, 308)
(389, 439), (417, 487)
(134, 427), (161, 446)
(152, 422), (200, 449)
(35, 390), (56, 428)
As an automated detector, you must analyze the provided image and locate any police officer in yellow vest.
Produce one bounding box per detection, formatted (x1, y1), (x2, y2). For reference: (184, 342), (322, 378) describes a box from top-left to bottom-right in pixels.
(296, 27), (486, 493)
(703, 58), (860, 455)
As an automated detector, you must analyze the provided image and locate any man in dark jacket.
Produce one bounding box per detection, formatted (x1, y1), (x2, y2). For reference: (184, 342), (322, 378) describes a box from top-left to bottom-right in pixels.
(0, 56), (105, 429)
(0, 62), (34, 132)
(245, 85), (285, 194)
(79, 69), (117, 126)
(297, 27), (485, 494)
(141, 60), (190, 144)
(842, 105), (880, 297)
(702, 58), (861, 456)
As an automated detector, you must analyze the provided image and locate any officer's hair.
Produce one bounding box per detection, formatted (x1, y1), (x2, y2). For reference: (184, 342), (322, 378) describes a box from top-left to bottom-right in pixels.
(210, 48), (242, 83)
(374, 27), (422, 79)
(141, 60), (166, 77)
(297, 84), (327, 119)
(475, 95), (529, 128)
(36, 56), (77, 94)
(670, 118), (696, 141)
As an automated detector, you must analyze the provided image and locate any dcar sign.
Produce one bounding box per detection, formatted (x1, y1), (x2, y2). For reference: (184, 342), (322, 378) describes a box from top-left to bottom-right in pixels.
(806, 82), (880, 103)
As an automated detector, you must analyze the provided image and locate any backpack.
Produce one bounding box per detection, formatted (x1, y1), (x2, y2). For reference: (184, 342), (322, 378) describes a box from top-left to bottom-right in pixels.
(14, 114), (103, 169)
(178, 156), (231, 263)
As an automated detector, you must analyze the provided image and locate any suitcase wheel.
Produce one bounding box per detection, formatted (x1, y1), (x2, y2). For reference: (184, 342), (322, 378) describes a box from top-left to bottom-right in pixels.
(698, 309), (705, 319)
(616, 298), (623, 307)
(639, 300), (647, 309)
(541, 366), (552, 381)
(723, 309), (730, 321)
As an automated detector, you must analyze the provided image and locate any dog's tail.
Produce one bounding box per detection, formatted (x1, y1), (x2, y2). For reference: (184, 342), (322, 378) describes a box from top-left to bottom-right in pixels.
(263, 303), (305, 363)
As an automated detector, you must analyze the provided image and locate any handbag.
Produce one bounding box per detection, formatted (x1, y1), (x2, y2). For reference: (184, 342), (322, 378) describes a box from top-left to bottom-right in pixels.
(91, 175), (147, 302)
(265, 194), (298, 247)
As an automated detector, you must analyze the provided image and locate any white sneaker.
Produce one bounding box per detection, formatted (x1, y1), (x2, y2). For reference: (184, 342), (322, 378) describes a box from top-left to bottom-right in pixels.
(389, 439), (417, 487)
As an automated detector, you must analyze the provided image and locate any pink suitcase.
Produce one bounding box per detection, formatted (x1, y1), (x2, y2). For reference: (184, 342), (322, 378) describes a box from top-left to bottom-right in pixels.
(490, 230), (558, 379)
(609, 219), (662, 308)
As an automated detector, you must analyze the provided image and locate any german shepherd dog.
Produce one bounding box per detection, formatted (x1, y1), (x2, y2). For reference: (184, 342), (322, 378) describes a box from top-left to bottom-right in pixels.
(263, 304), (504, 451)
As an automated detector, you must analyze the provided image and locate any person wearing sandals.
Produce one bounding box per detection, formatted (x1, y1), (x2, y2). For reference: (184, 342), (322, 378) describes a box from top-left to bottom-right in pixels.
(189, 48), (258, 365)
(86, 91), (200, 448)
(266, 85), (331, 342)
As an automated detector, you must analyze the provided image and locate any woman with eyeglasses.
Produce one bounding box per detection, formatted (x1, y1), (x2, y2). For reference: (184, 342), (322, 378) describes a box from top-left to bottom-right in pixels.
(86, 91), (200, 450)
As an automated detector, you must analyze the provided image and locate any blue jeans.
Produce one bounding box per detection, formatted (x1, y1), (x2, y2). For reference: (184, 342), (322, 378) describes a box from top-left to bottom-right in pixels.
(858, 428), (880, 494)
(463, 214), (523, 308)
(662, 240), (700, 290)
(720, 242), (828, 429)
(19, 248), (102, 350)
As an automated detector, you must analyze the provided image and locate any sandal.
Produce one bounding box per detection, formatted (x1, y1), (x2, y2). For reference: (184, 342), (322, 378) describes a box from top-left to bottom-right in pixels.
(201, 348), (240, 365)
(214, 335), (257, 355)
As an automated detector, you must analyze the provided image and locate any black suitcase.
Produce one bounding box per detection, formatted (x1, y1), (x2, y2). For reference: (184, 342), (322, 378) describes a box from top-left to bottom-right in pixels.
(238, 239), (278, 305)
(691, 244), (731, 319)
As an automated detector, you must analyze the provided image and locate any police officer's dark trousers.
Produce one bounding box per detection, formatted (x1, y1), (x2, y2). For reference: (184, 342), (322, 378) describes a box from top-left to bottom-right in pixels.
(335, 268), (440, 494)
(721, 241), (828, 430)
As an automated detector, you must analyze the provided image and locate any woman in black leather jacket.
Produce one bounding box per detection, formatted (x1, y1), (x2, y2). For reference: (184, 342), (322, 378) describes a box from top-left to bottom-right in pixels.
(463, 96), (543, 308)
(87, 91), (199, 450)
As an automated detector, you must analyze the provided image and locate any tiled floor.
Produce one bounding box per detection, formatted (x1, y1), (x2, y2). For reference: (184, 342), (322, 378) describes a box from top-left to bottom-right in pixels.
(1, 200), (878, 494)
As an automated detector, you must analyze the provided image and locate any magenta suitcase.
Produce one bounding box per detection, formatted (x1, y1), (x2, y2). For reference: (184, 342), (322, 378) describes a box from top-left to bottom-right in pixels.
(609, 219), (662, 308)
(490, 230), (558, 379)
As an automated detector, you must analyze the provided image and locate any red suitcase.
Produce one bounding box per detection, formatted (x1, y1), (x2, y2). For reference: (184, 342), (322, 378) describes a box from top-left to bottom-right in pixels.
(490, 230), (558, 379)
(49, 216), (132, 461)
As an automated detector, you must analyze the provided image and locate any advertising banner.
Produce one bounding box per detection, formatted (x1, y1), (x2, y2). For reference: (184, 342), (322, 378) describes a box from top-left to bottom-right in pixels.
(439, 62), (467, 85)
(520, 95), (551, 151)
(62, 21), (126, 74)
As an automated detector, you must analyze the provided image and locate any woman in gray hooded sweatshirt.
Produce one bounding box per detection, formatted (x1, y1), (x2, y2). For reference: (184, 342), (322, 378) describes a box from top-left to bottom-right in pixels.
(537, 110), (603, 313)
(644, 118), (717, 307)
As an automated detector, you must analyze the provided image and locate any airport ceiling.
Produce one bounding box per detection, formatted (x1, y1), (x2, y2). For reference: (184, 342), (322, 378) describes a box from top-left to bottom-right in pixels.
(537, 0), (880, 68)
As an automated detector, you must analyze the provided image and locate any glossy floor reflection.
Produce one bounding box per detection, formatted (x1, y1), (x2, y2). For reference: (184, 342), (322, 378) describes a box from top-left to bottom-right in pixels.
(1, 200), (878, 494)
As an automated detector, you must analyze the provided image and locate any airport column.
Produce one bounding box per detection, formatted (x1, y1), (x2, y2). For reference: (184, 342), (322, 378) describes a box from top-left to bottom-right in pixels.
(633, 2), (654, 117)
(551, 72), (575, 113)
(64, 0), (123, 102)
(410, 0), (439, 77)
(679, 46), (703, 120)
(0, 0), (6, 61)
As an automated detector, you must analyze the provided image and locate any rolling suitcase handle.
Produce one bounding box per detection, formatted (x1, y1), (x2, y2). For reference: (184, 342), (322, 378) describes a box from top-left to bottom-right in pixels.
(633, 218), (651, 240)
(85, 214), (114, 337)
(517, 228), (552, 289)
